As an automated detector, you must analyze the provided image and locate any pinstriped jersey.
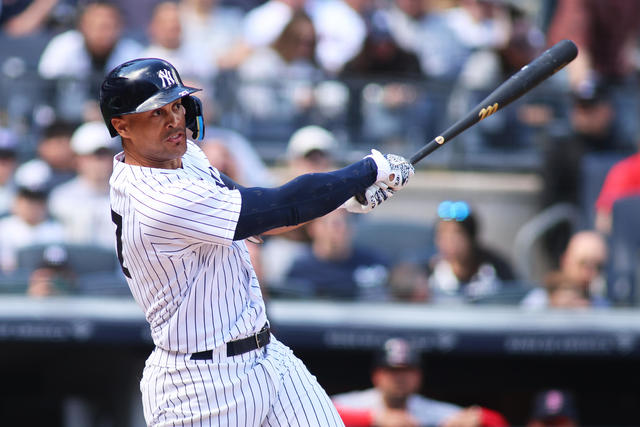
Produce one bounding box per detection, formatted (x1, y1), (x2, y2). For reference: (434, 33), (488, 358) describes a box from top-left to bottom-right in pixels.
(109, 140), (267, 353)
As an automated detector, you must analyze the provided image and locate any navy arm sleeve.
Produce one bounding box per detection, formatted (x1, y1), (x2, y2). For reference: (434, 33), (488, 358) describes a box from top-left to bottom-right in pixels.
(233, 158), (377, 240)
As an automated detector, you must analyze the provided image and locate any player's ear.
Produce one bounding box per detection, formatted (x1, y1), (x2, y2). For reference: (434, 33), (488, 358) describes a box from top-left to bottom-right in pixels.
(111, 117), (129, 138)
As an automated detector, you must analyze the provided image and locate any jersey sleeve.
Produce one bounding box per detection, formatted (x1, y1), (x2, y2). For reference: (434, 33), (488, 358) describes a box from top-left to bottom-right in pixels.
(128, 172), (242, 250)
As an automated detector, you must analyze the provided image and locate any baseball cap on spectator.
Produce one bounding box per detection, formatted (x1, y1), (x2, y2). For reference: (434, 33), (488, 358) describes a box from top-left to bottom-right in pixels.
(530, 389), (578, 422)
(71, 121), (120, 156)
(373, 337), (421, 369)
(572, 78), (610, 107)
(286, 125), (338, 160)
(0, 127), (18, 159)
(39, 244), (70, 270)
(14, 159), (52, 199)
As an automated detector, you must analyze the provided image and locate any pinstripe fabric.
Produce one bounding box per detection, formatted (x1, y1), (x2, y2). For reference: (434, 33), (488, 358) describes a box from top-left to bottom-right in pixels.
(110, 141), (266, 354)
(141, 337), (344, 426)
(111, 141), (342, 426)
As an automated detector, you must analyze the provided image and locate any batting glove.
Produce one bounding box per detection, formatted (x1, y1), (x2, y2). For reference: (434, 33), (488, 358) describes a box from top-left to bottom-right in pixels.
(366, 149), (414, 190)
(341, 182), (395, 214)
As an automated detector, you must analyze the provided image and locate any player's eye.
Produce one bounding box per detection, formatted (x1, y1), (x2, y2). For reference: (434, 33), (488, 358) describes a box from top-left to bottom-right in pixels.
(151, 109), (162, 117)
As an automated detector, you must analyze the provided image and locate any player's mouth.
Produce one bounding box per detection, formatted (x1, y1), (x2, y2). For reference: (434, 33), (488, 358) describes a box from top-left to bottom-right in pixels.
(166, 130), (185, 144)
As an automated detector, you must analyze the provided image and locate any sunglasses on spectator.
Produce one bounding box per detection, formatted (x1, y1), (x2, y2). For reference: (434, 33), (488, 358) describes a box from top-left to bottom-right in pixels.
(438, 200), (471, 222)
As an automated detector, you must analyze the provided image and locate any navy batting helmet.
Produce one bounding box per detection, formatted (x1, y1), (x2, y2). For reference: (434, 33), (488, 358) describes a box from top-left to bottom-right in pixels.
(99, 58), (205, 140)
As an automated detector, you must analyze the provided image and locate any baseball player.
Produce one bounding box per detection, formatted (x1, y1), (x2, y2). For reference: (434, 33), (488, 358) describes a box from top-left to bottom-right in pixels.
(100, 57), (414, 426)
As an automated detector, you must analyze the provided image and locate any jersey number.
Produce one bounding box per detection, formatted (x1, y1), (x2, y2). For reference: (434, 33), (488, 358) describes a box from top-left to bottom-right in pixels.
(111, 210), (131, 278)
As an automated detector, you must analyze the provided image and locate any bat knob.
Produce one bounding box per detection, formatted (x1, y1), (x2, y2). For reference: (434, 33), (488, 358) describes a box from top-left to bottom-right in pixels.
(355, 192), (367, 205)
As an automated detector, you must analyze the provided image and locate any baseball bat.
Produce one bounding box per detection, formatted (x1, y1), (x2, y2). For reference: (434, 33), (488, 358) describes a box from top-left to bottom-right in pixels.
(355, 40), (578, 204)
(409, 39), (578, 165)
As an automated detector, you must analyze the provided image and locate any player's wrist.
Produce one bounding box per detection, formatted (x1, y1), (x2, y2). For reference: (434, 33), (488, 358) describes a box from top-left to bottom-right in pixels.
(365, 149), (392, 183)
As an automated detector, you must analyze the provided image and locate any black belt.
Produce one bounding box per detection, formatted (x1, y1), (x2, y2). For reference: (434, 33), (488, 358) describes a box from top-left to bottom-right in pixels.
(191, 325), (271, 360)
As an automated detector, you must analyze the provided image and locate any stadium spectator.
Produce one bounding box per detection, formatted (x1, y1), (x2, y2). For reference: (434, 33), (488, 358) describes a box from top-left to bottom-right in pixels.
(594, 144), (640, 234)
(48, 121), (119, 250)
(521, 231), (609, 310)
(527, 389), (579, 427)
(37, 2), (142, 121)
(340, 9), (421, 79)
(0, 0), (59, 37)
(285, 208), (390, 300)
(384, 0), (425, 53)
(387, 261), (431, 302)
(260, 125), (338, 289)
(237, 11), (323, 120)
(178, 0), (244, 75)
(242, 0), (306, 48)
(541, 82), (620, 216)
(0, 160), (65, 273)
(284, 124), (338, 176)
(0, 127), (19, 216)
(412, 0), (511, 82)
(32, 120), (77, 188)
(310, 0), (371, 74)
(332, 337), (509, 427)
(426, 201), (516, 303)
(26, 244), (76, 297)
(548, 0), (640, 150)
(339, 8), (423, 146)
(109, 0), (163, 37)
(239, 11), (320, 80)
(141, 1), (211, 82)
(218, 0), (307, 69)
(538, 82), (623, 261)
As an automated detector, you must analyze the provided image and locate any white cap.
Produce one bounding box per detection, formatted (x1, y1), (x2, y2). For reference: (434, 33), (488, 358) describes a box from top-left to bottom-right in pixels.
(14, 159), (52, 194)
(71, 121), (120, 155)
(286, 125), (338, 159)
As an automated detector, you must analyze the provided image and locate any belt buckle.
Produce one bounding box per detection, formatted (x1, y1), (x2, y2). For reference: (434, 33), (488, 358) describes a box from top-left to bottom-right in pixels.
(255, 331), (262, 349)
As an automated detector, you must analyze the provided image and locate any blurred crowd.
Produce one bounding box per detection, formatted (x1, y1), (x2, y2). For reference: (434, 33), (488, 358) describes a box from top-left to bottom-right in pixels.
(1, 0), (639, 308)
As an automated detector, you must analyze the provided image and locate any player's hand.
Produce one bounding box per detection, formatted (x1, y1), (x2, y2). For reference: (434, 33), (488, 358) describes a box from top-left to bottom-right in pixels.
(341, 182), (394, 214)
(367, 149), (414, 190)
(441, 406), (482, 427)
(373, 408), (419, 427)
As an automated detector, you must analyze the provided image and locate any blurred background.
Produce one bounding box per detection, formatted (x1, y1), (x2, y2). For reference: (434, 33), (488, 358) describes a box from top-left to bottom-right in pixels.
(1, 0), (640, 425)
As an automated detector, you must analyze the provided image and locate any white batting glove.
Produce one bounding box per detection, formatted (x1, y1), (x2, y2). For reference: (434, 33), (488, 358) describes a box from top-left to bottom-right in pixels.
(341, 182), (395, 214)
(366, 149), (414, 190)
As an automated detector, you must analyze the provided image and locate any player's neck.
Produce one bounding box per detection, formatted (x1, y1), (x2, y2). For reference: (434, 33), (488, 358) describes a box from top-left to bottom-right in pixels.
(122, 150), (183, 169)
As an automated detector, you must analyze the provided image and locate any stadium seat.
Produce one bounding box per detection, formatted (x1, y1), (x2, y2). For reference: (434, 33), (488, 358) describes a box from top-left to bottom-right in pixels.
(14, 244), (129, 296)
(352, 218), (434, 264)
(607, 195), (640, 306)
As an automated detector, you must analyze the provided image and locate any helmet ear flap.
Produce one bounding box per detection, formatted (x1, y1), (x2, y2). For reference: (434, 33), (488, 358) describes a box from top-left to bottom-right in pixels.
(183, 95), (205, 140)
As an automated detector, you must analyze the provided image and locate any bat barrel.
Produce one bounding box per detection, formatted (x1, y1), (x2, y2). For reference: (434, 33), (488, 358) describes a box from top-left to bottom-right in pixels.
(410, 39), (578, 165)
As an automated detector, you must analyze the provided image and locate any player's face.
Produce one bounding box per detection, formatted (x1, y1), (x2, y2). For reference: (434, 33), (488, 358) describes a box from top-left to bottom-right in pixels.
(113, 99), (187, 169)
(372, 367), (422, 405)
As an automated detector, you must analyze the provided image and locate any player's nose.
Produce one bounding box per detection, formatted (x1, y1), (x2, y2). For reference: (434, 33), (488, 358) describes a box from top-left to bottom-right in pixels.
(167, 106), (182, 128)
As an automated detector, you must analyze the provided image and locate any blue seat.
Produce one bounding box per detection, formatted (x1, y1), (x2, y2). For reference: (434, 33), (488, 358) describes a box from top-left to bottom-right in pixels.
(607, 195), (640, 305)
(352, 219), (434, 264)
(14, 244), (129, 296)
(0, 31), (52, 70)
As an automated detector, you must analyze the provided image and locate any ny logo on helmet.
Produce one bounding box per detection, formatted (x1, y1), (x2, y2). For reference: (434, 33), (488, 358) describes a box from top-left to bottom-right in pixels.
(158, 69), (176, 88)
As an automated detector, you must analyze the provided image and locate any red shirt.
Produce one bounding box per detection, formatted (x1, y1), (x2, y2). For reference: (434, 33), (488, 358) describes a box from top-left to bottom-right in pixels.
(595, 153), (640, 213)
